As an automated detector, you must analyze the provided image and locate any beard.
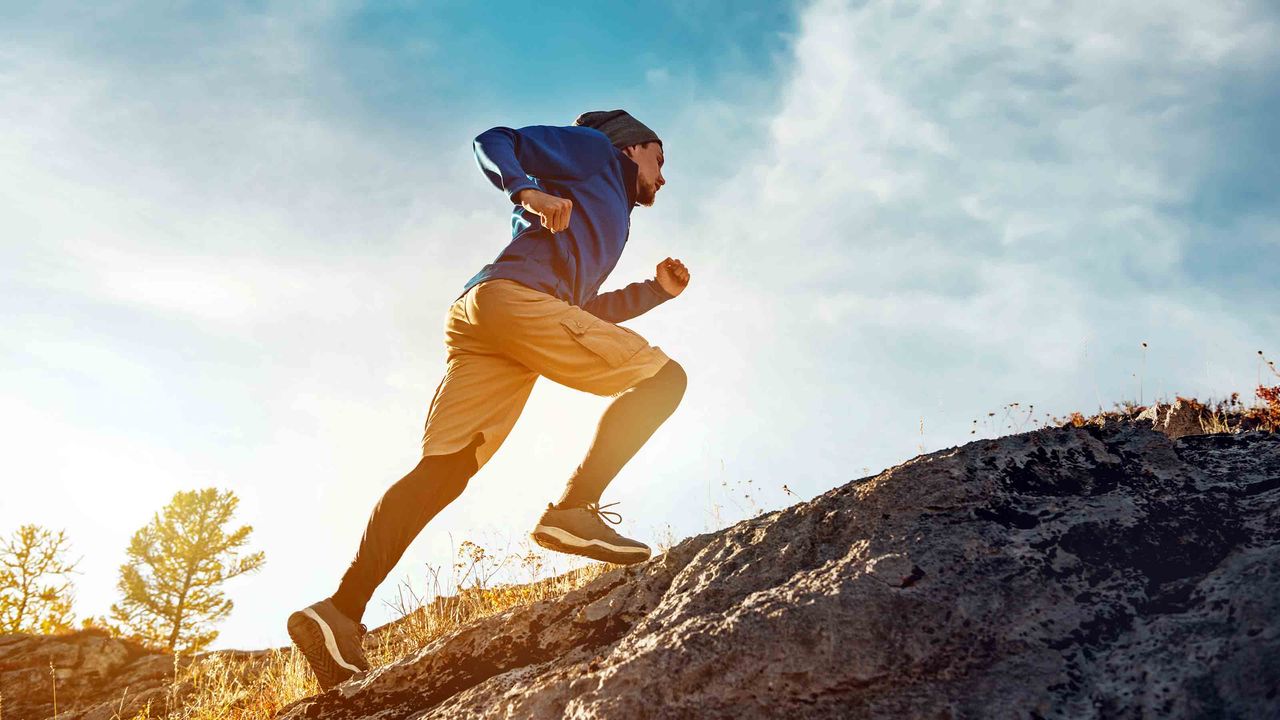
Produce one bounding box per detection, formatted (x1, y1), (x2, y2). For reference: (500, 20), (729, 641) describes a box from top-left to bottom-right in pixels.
(638, 180), (659, 206)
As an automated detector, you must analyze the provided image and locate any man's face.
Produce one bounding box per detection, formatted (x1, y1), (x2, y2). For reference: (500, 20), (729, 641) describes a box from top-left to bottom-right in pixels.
(623, 141), (665, 206)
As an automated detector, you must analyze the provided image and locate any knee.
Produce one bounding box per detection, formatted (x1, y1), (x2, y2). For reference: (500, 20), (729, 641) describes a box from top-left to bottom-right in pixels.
(656, 358), (688, 403)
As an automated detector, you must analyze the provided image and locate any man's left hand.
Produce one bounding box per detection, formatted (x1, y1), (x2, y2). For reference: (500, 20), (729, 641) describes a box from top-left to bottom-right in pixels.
(656, 257), (689, 298)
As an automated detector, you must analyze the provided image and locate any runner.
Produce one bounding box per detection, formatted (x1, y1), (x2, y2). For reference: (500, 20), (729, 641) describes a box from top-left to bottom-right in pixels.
(287, 109), (690, 689)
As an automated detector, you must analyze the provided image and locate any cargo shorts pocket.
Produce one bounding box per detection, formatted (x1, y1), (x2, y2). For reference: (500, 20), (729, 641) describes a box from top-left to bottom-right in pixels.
(560, 314), (648, 368)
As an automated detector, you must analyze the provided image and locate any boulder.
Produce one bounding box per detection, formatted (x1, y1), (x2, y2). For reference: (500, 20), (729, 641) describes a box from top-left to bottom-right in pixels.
(1162, 397), (1206, 439)
(1134, 398), (1208, 439)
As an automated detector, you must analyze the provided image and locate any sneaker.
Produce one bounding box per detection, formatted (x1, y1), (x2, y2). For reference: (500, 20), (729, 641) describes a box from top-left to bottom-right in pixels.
(531, 501), (652, 564)
(286, 598), (370, 690)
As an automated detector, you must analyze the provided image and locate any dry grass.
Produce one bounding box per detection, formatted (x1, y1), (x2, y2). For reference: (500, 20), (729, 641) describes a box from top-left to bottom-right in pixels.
(1047, 351), (1280, 434)
(1048, 386), (1280, 435)
(363, 548), (617, 668)
(108, 539), (628, 720)
(963, 352), (1280, 438)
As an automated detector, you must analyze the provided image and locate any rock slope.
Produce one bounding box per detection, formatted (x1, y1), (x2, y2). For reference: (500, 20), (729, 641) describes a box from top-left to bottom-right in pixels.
(276, 423), (1280, 719)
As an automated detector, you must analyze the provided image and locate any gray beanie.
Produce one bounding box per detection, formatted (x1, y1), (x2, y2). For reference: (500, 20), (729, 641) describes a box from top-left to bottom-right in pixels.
(572, 109), (662, 149)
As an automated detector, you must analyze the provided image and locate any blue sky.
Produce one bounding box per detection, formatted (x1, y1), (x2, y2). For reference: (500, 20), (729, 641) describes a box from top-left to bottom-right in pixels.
(2, 0), (1278, 650)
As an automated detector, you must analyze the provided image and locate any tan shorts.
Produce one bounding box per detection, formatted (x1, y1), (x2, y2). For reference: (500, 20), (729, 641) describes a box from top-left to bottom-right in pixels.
(420, 278), (672, 471)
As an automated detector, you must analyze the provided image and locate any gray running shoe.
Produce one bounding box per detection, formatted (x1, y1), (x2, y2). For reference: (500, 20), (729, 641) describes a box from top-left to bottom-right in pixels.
(531, 501), (652, 564)
(286, 598), (370, 690)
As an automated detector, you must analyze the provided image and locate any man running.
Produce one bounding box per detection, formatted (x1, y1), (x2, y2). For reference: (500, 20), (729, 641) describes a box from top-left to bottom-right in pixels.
(287, 109), (690, 690)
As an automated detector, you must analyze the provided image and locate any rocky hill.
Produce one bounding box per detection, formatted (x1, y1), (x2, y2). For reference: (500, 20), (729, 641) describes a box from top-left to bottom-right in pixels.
(4, 417), (1277, 719)
(275, 421), (1279, 719)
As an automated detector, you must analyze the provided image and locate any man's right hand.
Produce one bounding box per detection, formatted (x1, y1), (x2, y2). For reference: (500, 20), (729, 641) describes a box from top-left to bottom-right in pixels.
(515, 188), (573, 233)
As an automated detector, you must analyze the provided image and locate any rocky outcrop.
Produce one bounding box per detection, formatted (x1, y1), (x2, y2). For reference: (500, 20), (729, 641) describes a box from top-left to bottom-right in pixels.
(0, 630), (273, 720)
(277, 423), (1280, 719)
(0, 630), (181, 720)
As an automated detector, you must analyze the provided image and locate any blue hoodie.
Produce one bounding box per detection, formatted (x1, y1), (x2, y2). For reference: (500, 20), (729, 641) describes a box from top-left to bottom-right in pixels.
(459, 125), (674, 324)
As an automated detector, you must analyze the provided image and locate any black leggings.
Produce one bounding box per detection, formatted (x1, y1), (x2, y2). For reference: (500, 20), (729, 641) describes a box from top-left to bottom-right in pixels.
(330, 358), (686, 622)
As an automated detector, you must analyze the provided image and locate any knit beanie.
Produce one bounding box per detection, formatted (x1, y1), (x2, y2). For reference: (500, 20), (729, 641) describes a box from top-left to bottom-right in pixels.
(572, 109), (662, 149)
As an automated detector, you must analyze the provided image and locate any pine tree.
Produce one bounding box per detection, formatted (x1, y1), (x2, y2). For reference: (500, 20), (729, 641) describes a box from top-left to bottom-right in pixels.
(0, 524), (79, 633)
(109, 488), (265, 654)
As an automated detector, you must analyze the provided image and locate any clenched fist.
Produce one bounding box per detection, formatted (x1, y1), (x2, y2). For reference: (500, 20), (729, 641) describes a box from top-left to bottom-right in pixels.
(515, 188), (573, 233)
(656, 257), (689, 298)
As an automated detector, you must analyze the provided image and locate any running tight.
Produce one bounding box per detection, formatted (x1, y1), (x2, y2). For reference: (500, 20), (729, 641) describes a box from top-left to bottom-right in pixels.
(330, 358), (687, 623)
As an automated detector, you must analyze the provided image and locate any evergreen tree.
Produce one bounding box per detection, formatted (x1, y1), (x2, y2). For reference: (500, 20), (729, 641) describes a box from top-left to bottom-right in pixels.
(110, 488), (265, 654)
(0, 524), (79, 633)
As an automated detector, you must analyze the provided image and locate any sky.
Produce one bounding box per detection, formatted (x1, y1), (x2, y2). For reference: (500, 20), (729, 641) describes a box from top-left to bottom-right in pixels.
(2, 0), (1277, 651)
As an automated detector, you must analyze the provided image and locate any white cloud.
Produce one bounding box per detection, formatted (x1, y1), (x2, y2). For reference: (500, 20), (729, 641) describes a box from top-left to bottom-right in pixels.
(690, 0), (1278, 346)
(630, 0), (1280, 512)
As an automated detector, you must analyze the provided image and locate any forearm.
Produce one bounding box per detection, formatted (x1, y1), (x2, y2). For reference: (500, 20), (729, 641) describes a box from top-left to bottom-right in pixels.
(582, 279), (674, 324)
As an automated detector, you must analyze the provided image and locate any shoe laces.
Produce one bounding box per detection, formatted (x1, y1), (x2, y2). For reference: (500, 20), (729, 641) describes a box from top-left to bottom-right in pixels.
(584, 501), (623, 526)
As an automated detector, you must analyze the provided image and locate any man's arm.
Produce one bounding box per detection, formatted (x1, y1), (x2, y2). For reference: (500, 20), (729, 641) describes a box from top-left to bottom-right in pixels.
(473, 125), (616, 203)
(586, 258), (689, 323)
(582, 279), (675, 324)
